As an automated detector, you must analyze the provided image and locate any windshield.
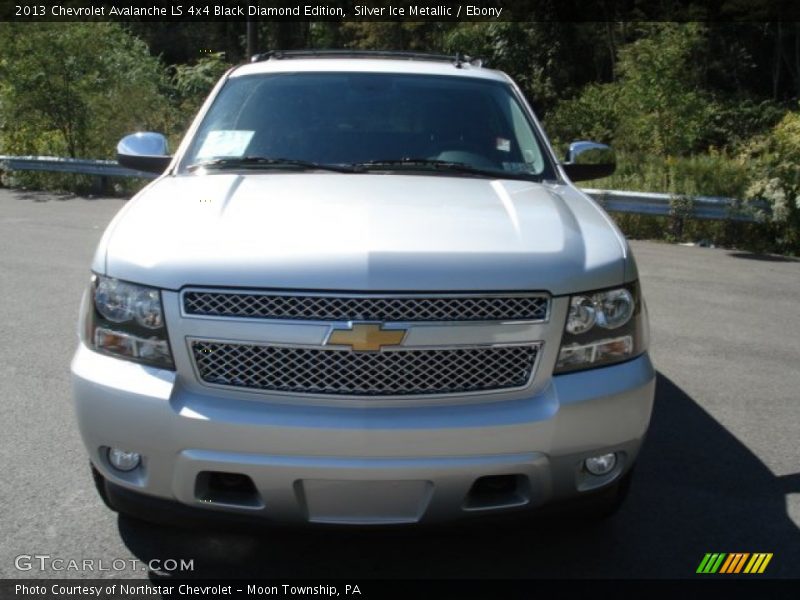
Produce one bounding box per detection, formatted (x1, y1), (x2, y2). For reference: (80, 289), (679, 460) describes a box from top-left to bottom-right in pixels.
(180, 72), (555, 180)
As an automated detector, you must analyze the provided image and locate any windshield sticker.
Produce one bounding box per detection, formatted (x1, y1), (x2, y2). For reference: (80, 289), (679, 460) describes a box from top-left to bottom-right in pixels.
(496, 137), (511, 152)
(197, 130), (254, 159)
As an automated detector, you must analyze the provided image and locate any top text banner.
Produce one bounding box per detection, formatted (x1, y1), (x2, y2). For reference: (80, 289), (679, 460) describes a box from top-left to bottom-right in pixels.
(1, 0), (798, 22)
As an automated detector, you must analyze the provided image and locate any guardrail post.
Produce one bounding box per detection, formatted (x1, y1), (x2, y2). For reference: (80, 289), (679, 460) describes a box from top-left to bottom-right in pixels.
(89, 175), (103, 196)
(669, 194), (694, 241)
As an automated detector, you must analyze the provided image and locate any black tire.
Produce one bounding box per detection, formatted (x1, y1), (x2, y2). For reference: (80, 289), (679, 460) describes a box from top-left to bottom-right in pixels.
(90, 463), (117, 512)
(569, 468), (635, 521)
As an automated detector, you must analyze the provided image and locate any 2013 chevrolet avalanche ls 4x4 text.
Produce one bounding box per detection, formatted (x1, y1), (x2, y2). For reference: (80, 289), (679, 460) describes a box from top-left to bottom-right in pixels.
(72, 50), (655, 526)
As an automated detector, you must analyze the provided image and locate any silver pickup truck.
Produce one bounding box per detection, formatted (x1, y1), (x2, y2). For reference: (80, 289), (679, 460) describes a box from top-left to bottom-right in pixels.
(72, 50), (655, 526)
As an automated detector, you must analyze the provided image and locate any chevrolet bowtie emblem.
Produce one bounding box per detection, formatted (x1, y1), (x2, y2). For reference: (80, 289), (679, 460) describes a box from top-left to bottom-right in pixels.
(326, 323), (407, 352)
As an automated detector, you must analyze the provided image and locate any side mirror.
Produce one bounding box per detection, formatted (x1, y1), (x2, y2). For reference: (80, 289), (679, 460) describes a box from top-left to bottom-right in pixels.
(562, 141), (616, 182)
(116, 132), (172, 174)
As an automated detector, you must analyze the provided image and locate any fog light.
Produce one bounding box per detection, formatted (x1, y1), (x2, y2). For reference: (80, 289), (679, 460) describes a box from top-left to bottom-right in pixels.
(584, 453), (617, 476)
(107, 447), (141, 472)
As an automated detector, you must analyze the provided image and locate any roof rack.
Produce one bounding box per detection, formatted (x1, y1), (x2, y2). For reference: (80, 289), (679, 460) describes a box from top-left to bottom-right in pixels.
(250, 50), (485, 68)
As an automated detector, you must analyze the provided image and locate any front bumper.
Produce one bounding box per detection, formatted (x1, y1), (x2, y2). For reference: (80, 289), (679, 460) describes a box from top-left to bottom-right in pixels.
(72, 344), (655, 525)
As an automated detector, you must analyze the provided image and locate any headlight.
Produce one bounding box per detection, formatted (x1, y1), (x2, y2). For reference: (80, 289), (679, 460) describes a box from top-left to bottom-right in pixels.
(565, 296), (597, 334)
(80, 275), (174, 369)
(593, 288), (634, 329)
(555, 282), (646, 373)
(566, 288), (633, 333)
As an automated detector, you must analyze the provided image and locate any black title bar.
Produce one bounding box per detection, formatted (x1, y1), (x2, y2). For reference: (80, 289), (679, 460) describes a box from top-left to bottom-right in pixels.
(2, 579), (800, 600)
(2, 0), (800, 22)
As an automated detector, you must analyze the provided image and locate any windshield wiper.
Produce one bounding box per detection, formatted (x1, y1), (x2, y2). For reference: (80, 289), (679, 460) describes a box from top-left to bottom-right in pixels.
(352, 158), (542, 181)
(187, 156), (358, 173)
(188, 156), (541, 180)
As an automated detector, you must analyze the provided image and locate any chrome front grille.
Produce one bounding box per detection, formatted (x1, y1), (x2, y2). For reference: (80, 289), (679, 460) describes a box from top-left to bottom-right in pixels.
(191, 341), (540, 397)
(183, 291), (549, 322)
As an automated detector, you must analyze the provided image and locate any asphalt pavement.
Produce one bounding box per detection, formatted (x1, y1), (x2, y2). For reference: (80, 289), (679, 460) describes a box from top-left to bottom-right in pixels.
(0, 188), (798, 579)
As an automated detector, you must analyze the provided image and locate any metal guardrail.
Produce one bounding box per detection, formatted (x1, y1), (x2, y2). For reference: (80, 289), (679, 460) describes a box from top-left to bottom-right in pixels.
(0, 155), (770, 222)
(0, 155), (156, 179)
(583, 189), (769, 223)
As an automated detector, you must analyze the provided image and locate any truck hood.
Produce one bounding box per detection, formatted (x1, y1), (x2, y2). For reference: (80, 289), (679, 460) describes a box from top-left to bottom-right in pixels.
(98, 173), (628, 294)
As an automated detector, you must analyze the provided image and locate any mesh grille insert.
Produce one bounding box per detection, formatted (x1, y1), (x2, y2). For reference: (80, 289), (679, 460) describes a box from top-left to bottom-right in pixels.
(183, 291), (548, 322)
(191, 341), (539, 396)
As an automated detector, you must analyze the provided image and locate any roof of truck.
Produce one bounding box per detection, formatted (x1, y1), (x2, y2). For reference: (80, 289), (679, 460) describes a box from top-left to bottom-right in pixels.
(232, 50), (510, 83)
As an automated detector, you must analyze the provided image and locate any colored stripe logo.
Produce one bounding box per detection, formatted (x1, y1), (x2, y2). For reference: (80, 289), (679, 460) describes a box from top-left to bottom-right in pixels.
(696, 553), (773, 574)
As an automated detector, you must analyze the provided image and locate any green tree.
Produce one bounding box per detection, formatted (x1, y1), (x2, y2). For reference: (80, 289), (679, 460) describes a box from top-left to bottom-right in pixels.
(339, 21), (449, 52)
(612, 23), (713, 156)
(443, 22), (562, 113)
(546, 23), (714, 157)
(0, 23), (172, 159)
(172, 51), (232, 127)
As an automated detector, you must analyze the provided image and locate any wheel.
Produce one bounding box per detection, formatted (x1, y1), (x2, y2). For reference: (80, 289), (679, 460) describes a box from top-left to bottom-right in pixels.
(90, 462), (117, 512)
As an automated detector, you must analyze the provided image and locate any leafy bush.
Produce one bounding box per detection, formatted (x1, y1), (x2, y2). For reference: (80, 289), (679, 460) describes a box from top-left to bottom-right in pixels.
(596, 151), (751, 199)
(544, 83), (618, 152)
(742, 109), (800, 251)
(703, 97), (786, 149)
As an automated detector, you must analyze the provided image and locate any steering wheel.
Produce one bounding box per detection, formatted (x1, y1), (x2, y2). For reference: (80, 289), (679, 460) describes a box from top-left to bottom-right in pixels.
(434, 146), (500, 171)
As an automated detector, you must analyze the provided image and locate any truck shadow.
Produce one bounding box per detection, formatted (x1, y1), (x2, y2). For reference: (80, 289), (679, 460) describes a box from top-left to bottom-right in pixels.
(118, 373), (800, 578)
